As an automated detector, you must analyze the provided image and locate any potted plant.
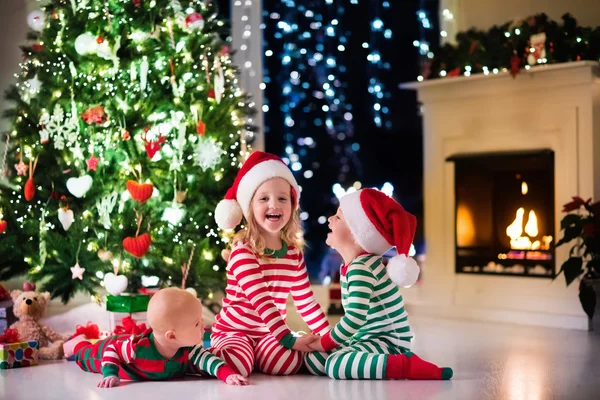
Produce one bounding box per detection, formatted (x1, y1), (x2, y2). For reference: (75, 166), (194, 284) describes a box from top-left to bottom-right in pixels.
(555, 197), (600, 331)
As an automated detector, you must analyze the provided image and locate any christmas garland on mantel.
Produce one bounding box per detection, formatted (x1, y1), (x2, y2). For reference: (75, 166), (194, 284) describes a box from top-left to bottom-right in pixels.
(423, 13), (600, 80)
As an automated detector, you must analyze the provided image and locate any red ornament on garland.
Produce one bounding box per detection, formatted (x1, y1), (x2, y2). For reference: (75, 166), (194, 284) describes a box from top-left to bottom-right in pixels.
(24, 155), (39, 202)
(447, 68), (461, 77)
(207, 88), (216, 100)
(0, 220), (7, 235)
(126, 180), (154, 203)
(123, 233), (152, 258)
(96, 36), (104, 44)
(31, 44), (45, 52)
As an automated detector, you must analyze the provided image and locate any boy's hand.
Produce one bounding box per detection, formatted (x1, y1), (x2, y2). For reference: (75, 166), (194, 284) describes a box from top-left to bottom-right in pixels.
(225, 374), (249, 386)
(307, 337), (326, 352)
(98, 376), (120, 388)
(292, 333), (319, 352)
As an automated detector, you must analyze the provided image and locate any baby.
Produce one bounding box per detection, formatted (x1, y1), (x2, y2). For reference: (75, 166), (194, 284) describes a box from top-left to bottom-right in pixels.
(64, 288), (248, 387)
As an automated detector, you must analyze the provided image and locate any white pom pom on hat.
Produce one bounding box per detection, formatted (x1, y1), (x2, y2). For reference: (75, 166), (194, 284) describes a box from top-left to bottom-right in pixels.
(214, 151), (300, 230)
(339, 188), (420, 287)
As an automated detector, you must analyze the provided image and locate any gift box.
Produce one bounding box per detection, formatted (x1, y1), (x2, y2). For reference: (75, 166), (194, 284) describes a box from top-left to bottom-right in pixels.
(106, 294), (150, 334)
(0, 299), (17, 336)
(0, 340), (39, 369)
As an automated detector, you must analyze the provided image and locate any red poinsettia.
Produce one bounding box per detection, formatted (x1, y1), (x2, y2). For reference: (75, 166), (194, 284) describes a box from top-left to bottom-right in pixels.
(562, 196), (592, 212)
(82, 105), (107, 125)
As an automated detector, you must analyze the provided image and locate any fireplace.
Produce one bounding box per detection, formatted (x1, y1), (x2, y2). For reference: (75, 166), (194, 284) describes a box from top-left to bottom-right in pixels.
(448, 150), (555, 277)
(400, 61), (600, 330)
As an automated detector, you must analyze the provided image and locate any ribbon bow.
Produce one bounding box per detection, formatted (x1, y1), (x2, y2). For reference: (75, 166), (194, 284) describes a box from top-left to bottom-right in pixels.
(74, 321), (100, 339)
(113, 316), (147, 335)
(0, 328), (21, 344)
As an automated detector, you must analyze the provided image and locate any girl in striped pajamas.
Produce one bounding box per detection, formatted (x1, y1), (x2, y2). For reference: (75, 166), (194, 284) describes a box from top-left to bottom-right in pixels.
(212, 151), (330, 377)
(305, 188), (453, 381)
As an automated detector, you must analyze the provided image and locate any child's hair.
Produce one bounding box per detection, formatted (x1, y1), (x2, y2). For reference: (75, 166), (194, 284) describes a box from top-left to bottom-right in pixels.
(233, 192), (305, 256)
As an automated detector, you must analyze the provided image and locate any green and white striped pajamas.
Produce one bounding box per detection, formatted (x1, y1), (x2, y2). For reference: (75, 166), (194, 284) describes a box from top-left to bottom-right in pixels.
(305, 254), (413, 380)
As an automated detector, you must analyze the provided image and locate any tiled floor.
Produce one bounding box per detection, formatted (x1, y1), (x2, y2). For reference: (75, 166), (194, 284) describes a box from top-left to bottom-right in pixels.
(3, 315), (599, 400)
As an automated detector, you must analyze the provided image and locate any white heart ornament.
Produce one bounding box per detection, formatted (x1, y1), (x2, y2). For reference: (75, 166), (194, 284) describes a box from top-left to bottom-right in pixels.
(104, 273), (128, 296)
(57, 208), (74, 231)
(67, 175), (93, 198)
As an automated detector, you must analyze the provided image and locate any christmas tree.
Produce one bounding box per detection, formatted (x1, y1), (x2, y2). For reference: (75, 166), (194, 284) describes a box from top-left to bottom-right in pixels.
(0, 0), (251, 303)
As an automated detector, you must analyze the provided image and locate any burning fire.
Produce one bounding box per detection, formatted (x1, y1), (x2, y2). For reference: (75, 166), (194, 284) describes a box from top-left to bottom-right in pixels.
(506, 207), (552, 250)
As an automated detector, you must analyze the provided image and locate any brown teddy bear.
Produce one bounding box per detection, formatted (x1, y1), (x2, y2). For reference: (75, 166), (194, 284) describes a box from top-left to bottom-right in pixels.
(10, 289), (66, 360)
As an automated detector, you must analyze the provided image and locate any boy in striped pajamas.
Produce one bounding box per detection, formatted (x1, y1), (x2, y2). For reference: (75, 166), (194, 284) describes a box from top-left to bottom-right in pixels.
(305, 188), (453, 381)
(63, 288), (248, 388)
(212, 151), (330, 377)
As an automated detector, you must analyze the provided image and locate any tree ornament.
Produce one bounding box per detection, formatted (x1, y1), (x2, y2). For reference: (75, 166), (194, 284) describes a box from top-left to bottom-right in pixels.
(196, 120), (206, 136)
(0, 220), (6, 234)
(96, 192), (118, 229)
(74, 33), (99, 55)
(24, 155), (39, 202)
(58, 198), (74, 231)
(66, 175), (93, 198)
(14, 160), (28, 176)
(39, 104), (80, 149)
(214, 57), (225, 104)
(86, 154), (100, 171)
(96, 36), (104, 44)
(71, 263), (85, 280)
(27, 10), (46, 32)
(185, 13), (204, 30)
(123, 211), (151, 258)
(194, 136), (225, 171)
(142, 127), (167, 160)
(126, 180), (154, 204)
(82, 105), (107, 125)
(104, 273), (128, 296)
(97, 249), (113, 262)
(121, 129), (130, 140)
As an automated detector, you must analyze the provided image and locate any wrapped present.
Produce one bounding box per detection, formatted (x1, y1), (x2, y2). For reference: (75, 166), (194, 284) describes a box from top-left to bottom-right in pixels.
(0, 298), (17, 336)
(0, 330), (39, 370)
(106, 294), (150, 334)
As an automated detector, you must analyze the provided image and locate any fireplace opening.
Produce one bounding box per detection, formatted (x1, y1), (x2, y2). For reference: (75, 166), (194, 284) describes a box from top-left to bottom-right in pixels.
(447, 150), (555, 278)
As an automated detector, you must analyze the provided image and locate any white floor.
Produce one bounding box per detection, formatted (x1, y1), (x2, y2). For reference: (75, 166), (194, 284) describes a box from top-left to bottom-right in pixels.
(2, 315), (600, 400)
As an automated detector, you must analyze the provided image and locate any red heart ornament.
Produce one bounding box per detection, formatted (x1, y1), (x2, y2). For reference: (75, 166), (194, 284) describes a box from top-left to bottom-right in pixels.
(0, 220), (6, 234)
(126, 180), (153, 203)
(123, 233), (152, 258)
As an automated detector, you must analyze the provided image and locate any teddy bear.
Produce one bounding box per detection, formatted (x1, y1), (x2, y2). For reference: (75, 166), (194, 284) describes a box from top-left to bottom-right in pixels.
(10, 288), (66, 360)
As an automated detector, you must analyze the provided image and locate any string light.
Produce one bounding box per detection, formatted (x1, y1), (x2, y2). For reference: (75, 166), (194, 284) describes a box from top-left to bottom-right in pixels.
(367, 1), (392, 129)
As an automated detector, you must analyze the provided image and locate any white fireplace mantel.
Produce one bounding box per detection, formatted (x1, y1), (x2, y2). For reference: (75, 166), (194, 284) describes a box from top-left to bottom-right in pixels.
(401, 61), (600, 330)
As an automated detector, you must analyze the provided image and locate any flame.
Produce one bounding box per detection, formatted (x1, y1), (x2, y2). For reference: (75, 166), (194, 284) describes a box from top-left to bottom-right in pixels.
(521, 182), (528, 195)
(506, 208), (524, 240)
(457, 204), (476, 247)
(524, 210), (538, 237)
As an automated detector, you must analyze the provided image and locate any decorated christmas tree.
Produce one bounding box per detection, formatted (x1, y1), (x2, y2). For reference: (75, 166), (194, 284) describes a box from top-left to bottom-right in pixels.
(0, 0), (252, 303)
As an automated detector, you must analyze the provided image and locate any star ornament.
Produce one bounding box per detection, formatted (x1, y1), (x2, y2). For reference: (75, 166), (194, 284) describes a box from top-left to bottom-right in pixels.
(14, 161), (28, 176)
(86, 154), (100, 171)
(70, 263), (85, 280)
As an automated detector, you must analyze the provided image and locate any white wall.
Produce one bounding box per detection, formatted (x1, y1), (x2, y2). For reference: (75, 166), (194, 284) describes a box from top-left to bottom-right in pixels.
(441, 0), (600, 44)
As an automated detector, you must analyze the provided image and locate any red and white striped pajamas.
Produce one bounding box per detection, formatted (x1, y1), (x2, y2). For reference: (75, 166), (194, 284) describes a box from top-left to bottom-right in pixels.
(210, 242), (330, 376)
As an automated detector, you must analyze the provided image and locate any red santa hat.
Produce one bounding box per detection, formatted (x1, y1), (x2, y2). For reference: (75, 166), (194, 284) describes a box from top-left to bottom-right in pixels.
(214, 151), (300, 230)
(339, 188), (420, 287)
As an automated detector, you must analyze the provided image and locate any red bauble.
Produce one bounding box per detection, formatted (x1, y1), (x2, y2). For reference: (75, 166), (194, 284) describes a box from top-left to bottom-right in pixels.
(0, 220), (7, 234)
(510, 54), (521, 78)
(24, 178), (35, 201)
(196, 120), (206, 136)
(96, 36), (104, 44)
(208, 88), (216, 99)
(126, 180), (153, 203)
(123, 233), (152, 258)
